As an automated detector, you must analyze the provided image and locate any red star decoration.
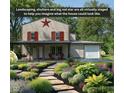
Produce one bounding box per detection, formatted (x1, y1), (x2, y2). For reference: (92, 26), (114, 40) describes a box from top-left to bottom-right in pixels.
(41, 18), (51, 27)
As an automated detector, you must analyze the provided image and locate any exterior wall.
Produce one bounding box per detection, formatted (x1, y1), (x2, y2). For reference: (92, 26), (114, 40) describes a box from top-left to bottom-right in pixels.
(70, 44), (84, 58)
(22, 18), (69, 41)
(84, 45), (100, 59)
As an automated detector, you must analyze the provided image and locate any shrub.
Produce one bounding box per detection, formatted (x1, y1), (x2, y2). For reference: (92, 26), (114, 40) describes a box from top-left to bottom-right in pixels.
(75, 63), (99, 78)
(10, 64), (18, 70)
(68, 73), (85, 85)
(18, 64), (28, 70)
(30, 68), (39, 73)
(54, 63), (69, 75)
(75, 62), (86, 68)
(106, 63), (113, 68)
(18, 71), (38, 80)
(83, 74), (111, 93)
(86, 86), (114, 93)
(84, 74), (111, 88)
(100, 50), (106, 56)
(101, 71), (114, 85)
(10, 51), (18, 64)
(61, 71), (74, 80)
(10, 70), (17, 79)
(66, 58), (75, 66)
(36, 63), (48, 69)
(10, 80), (27, 93)
(28, 78), (53, 93)
(27, 64), (37, 71)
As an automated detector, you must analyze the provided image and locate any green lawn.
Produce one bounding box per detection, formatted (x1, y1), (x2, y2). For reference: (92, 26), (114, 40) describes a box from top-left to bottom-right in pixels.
(102, 55), (113, 60)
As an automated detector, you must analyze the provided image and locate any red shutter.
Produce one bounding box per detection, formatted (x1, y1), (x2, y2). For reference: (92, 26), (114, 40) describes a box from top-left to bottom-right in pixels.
(34, 32), (38, 41)
(51, 32), (56, 41)
(27, 32), (31, 41)
(60, 32), (64, 41)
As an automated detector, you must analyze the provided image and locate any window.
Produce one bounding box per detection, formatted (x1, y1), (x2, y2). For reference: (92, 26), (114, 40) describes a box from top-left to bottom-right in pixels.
(51, 31), (64, 41)
(31, 33), (35, 40)
(56, 32), (60, 40)
(50, 46), (62, 55)
(27, 32), (38, 41)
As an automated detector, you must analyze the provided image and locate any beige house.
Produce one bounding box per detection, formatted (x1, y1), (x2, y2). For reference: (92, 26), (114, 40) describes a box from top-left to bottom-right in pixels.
(11, 18), (102, 60)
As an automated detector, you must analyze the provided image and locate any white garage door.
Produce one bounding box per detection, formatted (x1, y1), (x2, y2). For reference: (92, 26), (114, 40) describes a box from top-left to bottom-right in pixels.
(85, 45), (100, 59)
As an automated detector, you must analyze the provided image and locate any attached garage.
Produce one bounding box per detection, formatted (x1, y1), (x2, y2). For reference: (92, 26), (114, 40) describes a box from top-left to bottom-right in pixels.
(70, 41), (102, 59)
(70, 44), (84, 58)
(84, 45), (100, 59)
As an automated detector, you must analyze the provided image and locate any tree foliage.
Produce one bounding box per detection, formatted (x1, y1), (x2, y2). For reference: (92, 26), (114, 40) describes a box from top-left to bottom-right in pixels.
(76, 0), (114, 54)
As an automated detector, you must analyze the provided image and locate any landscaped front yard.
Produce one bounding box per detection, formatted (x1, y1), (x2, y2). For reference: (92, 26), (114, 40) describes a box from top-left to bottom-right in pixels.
(10, 61), (114, 93)
(10, 51), (114, 93)
(10, 61), (57, 93)
(54, 60), (114, 93)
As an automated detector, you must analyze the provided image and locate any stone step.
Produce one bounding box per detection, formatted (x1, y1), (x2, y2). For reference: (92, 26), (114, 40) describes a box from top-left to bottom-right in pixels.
(53, 85), (74, 91)
(41, 76), (57, 80)
(42, 71), (54, 74)
(47, 65), (56, 69)
(49, 79), (64, 85)
(39, 71), (54, 76)
(43, 68), (54, 71)
(58, 90), (79, 93)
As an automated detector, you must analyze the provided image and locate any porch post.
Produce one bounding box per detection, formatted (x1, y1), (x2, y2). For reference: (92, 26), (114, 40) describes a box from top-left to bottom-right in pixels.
(42, 45), (45, 59)
(68, 43), (70, 58)
(37, 45), (39, 60)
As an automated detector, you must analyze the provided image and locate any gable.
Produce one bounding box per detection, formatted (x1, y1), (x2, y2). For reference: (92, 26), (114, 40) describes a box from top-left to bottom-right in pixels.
(22, 18), (69, 41)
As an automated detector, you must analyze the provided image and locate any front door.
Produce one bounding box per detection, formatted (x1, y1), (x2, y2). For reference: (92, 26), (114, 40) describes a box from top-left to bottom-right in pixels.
(50, 46), (63, 59)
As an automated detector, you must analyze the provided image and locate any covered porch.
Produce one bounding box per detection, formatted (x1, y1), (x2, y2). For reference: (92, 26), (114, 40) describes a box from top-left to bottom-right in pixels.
(11, 41), (71, 60)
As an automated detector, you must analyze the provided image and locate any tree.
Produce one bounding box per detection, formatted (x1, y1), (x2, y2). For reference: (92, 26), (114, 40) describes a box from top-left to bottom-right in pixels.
(10, 0), (41, 41)
(76, 0), (114, 54)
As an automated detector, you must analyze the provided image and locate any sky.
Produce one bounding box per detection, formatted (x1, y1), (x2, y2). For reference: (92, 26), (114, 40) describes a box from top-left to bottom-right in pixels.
(54, 0), (114, 8)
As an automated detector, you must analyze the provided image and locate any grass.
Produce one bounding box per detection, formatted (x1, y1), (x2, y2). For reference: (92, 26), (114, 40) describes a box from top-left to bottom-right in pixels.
(102, 55), (113, 60)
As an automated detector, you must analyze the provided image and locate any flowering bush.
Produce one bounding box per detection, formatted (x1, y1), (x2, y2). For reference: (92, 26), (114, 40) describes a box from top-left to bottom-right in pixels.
(10, 51), (18, 64)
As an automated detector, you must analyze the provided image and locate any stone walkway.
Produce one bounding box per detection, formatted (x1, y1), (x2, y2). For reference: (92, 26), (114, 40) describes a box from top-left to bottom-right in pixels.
(39, 63), (79, 93)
